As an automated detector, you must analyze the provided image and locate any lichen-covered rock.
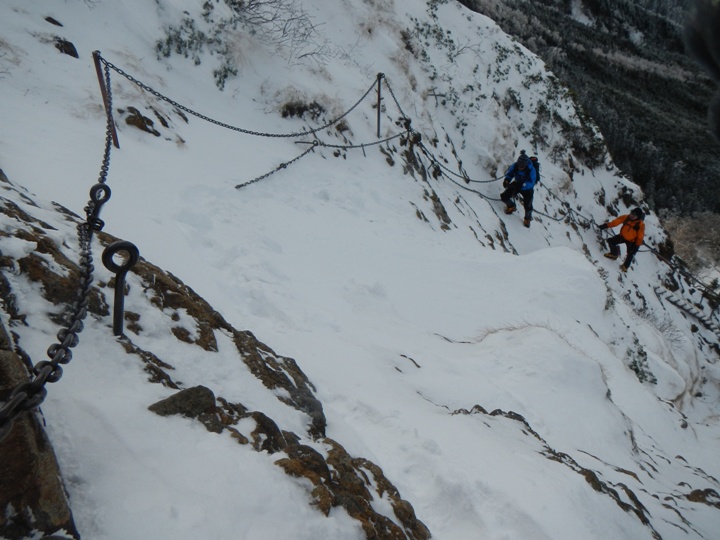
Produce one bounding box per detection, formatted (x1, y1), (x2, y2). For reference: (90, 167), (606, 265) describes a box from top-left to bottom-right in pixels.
(276, 438), (431, 540)
(148, 385), (216, 418)
(122, 106), (161, 136)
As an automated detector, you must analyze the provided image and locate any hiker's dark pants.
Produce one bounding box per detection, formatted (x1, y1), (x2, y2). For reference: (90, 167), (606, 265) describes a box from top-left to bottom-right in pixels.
(501, 184), (534, 220)
(607, 235), (639, 267)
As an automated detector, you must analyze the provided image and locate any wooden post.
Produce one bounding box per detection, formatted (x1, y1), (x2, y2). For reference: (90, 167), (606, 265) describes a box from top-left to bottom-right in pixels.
(92, 51), (120, 149)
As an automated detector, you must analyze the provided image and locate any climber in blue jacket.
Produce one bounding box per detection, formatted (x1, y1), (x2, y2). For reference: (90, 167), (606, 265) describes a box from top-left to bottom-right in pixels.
(501, 150), (536, 227)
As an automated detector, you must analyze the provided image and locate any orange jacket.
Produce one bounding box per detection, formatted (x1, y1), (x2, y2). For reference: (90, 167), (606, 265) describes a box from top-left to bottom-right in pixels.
(607, 214), (645, 246)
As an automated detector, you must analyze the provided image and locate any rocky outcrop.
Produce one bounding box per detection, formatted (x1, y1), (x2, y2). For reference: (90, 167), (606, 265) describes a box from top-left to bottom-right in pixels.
(0, 169), (430, 539)
(0, 320), (79, 540)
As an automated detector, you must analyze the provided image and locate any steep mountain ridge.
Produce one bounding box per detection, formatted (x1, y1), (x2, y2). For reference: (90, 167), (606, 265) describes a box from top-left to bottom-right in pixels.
(458, 0), (720, 216)
(1, 1), (719, 539)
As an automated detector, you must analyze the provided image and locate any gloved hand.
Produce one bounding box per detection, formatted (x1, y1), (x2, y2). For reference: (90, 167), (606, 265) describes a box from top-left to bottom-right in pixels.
(598, 223), (608, 230)
(503, 178), (510, 188)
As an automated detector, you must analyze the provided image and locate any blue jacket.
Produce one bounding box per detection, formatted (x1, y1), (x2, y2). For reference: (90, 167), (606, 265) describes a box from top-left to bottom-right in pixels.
(505, 162), (536, 191)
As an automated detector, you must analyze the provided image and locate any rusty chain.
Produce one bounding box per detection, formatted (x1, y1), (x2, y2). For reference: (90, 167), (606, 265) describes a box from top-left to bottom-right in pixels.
(235, 140), (319, 189)
(0, 59), (116, 442)
(97, 53), (379, 140)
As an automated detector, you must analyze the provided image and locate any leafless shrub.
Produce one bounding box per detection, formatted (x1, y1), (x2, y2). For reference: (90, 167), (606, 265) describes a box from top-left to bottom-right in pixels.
(637, 309), (687, 350)
(157, 0), (341, 89)
(228, 0), (334, 65)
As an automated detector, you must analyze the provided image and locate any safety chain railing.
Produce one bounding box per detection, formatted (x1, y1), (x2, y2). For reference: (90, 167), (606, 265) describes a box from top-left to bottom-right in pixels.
(233, 77), (415, 187)
(96, 52), (379, 140)
(0, 168), (113, 442)
(433, 153), (502, 185)
(95, 53), (418, 188)
(0, 218), (97, 443)
(418, 139), (598, 226)
(235, 128), (415, 189)
(0, 54), (122, 442)
(416, 141), (504, 202)
(85, 55), (720, 317)
(102, 48), (720, 334)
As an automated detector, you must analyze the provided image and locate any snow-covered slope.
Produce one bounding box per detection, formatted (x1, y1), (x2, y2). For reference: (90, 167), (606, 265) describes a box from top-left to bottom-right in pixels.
(1, 1), (718, 539)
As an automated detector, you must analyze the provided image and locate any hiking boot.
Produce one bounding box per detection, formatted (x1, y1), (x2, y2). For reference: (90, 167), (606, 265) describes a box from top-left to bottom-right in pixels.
(604, 253), (618, 260)
(620, 265), (628, 272)
(523, 218), (531, 228)
(505, 206), (516, 215)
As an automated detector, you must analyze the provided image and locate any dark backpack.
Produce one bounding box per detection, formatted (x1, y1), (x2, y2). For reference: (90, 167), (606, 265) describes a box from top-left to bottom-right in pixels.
(529, 156), (540, 184)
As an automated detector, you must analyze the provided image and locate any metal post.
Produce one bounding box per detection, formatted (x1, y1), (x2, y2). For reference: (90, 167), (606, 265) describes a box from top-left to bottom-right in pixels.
(376, 73), (384, 139)
(102, 241), (139, 336)
(92, 51), (120, 149)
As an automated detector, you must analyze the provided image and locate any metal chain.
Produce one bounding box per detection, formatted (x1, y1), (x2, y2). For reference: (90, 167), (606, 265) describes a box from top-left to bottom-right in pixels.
(417, 142), (503, 201)
(382, 77), (411, 121)
(0, 221), (97, 441)
(315, 130), (409, 150)
(235, 141), (319, 189)
(97, 53), (379, 140)
(96, 60), (114, 185)
(235, 130), (412, 189)
(416, 139), (501, 185)
(0, 59), (117, 442)
(466, 175), (505, 184)
(438, 157), (498, 184)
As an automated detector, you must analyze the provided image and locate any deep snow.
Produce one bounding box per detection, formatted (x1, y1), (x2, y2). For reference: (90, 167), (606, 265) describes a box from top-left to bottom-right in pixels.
(1, 1), (719, 539)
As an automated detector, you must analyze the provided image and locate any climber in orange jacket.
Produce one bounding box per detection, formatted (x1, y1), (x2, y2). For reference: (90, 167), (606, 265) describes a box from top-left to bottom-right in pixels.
(598, 207), (645, 272)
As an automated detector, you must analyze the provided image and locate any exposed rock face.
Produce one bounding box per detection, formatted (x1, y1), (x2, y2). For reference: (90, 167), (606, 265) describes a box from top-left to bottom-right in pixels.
(148, 385), (432, 539)
(148, 385), (216, 418)
(54, 37), (78, 59)
(0, 321), (79, 540)
(120, 106), (161, 137)
(0, 169), (431, 539)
